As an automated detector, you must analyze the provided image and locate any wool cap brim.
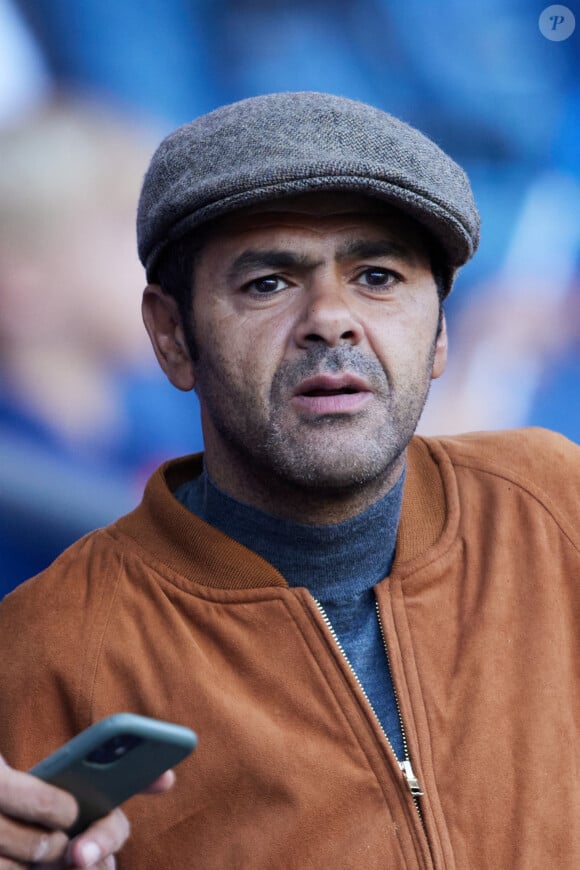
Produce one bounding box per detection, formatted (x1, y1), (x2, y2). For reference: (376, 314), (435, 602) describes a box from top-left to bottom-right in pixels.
(137, 92), (480, 290)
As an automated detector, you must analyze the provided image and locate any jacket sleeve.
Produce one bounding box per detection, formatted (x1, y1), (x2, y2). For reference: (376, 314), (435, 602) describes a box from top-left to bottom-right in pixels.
(439, 427), (580, 551)
(0, 532), (121, 769)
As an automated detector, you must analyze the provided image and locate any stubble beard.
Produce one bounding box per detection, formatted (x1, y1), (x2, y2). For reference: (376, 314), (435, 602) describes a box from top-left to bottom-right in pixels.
(200, 342), (436, 498)
(263, 344), (434, 492)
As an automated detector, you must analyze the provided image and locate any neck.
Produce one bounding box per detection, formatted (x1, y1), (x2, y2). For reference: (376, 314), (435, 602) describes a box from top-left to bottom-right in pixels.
(175, 463), (406, 594)
(203, 444), (407, 525)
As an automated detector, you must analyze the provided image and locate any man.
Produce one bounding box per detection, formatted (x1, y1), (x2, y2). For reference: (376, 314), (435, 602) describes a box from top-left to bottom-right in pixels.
(0, 92), (578, 869)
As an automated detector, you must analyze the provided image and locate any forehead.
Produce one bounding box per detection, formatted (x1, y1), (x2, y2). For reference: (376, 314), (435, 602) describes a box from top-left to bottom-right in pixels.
(200, 193), (433, 258)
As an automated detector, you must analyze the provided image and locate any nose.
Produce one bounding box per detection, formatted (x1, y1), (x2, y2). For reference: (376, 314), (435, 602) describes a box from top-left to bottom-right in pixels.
(293, 277), (364, 349)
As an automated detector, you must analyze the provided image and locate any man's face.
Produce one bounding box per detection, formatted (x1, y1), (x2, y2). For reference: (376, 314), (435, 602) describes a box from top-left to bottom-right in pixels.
(145, 195), (447, 515)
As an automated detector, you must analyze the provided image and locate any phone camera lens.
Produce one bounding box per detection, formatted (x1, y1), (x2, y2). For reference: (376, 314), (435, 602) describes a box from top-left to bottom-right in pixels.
(85, 733), (143, 765)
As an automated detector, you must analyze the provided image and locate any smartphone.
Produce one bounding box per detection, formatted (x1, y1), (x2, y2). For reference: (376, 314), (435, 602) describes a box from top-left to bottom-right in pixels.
(29, 713), (197, 836)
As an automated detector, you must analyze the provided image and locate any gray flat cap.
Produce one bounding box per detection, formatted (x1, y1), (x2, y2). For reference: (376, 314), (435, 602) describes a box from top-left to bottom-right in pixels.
(137, 92), (480, 287)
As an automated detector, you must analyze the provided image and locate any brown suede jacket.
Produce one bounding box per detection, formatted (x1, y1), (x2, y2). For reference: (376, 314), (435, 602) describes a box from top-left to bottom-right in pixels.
(0, 429), (579, 868)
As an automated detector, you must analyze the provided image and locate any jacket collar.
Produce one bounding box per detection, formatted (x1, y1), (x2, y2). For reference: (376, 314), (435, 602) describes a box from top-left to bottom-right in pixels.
(116, 437), (450, 590)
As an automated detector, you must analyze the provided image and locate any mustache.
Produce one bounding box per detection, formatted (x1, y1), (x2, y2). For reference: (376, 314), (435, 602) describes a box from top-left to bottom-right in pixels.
(271, 345), (388, 394)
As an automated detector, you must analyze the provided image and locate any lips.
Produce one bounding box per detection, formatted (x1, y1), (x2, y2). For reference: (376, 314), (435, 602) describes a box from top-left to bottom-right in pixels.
(291, 373), (373, 415)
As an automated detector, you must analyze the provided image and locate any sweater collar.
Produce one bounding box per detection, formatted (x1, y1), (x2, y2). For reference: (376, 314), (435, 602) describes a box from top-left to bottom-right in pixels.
(174, 468), (405, 599)
(115, 437), (451, 591)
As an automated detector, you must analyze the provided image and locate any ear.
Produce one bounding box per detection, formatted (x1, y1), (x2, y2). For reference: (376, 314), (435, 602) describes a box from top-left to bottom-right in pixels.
(431, 312), (448, 380)
(142, 285), (196, 391)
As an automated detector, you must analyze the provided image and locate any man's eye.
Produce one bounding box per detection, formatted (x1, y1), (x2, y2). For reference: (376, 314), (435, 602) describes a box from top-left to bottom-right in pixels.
(246, 275), (288, 294)
(357, 268), (397, 288)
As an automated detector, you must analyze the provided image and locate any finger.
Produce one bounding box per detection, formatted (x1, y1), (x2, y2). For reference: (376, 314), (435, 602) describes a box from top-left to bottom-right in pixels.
(0, 814), (69, 864)
(65, 809), (129, 869)
(0, 761), (77, 831)
(140, 769), (175, 794)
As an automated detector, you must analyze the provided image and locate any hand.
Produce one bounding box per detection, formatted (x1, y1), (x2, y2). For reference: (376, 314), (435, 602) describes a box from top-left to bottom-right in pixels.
(0, 755), (174, 869)
(61, 771), (175, 870)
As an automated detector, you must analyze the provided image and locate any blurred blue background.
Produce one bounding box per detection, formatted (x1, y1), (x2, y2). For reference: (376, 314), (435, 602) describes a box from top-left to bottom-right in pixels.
(0, 0), (578, 592)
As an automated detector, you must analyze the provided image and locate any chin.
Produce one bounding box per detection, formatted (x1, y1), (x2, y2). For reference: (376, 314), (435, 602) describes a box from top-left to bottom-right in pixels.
(262, 419), (413, 489)
(272, 449), (403, 492)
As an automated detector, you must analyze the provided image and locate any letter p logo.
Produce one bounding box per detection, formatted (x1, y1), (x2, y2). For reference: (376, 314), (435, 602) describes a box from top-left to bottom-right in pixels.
(539, 5), (576, 40)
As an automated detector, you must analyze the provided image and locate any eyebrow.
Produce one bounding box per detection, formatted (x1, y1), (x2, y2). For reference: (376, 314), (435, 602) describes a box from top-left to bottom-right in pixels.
(227, 250), (320, 282)
(226, 239), (419, 282)
(334, 239), (417, 263)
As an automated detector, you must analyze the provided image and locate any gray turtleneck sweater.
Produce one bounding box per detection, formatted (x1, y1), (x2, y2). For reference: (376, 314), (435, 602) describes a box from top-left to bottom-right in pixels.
(175, 470), (405, 759)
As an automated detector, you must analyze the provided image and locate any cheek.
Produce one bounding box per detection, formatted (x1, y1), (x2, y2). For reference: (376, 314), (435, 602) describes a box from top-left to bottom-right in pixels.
(197, 313), (280, 403)
(367, 309), (439, 377)
(222, 307), (290, 375)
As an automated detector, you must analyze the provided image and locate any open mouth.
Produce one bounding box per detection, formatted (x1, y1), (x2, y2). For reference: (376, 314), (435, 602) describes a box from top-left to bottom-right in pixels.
(302, 386), (360, 397)
(292, 375), (372, 414)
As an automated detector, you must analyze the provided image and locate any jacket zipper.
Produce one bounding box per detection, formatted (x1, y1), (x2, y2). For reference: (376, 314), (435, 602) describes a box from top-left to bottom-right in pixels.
(313, 597), (424, 818)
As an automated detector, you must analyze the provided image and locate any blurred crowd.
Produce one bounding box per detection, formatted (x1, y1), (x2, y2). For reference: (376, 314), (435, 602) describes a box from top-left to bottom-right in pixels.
(0, 0), (578, 591)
